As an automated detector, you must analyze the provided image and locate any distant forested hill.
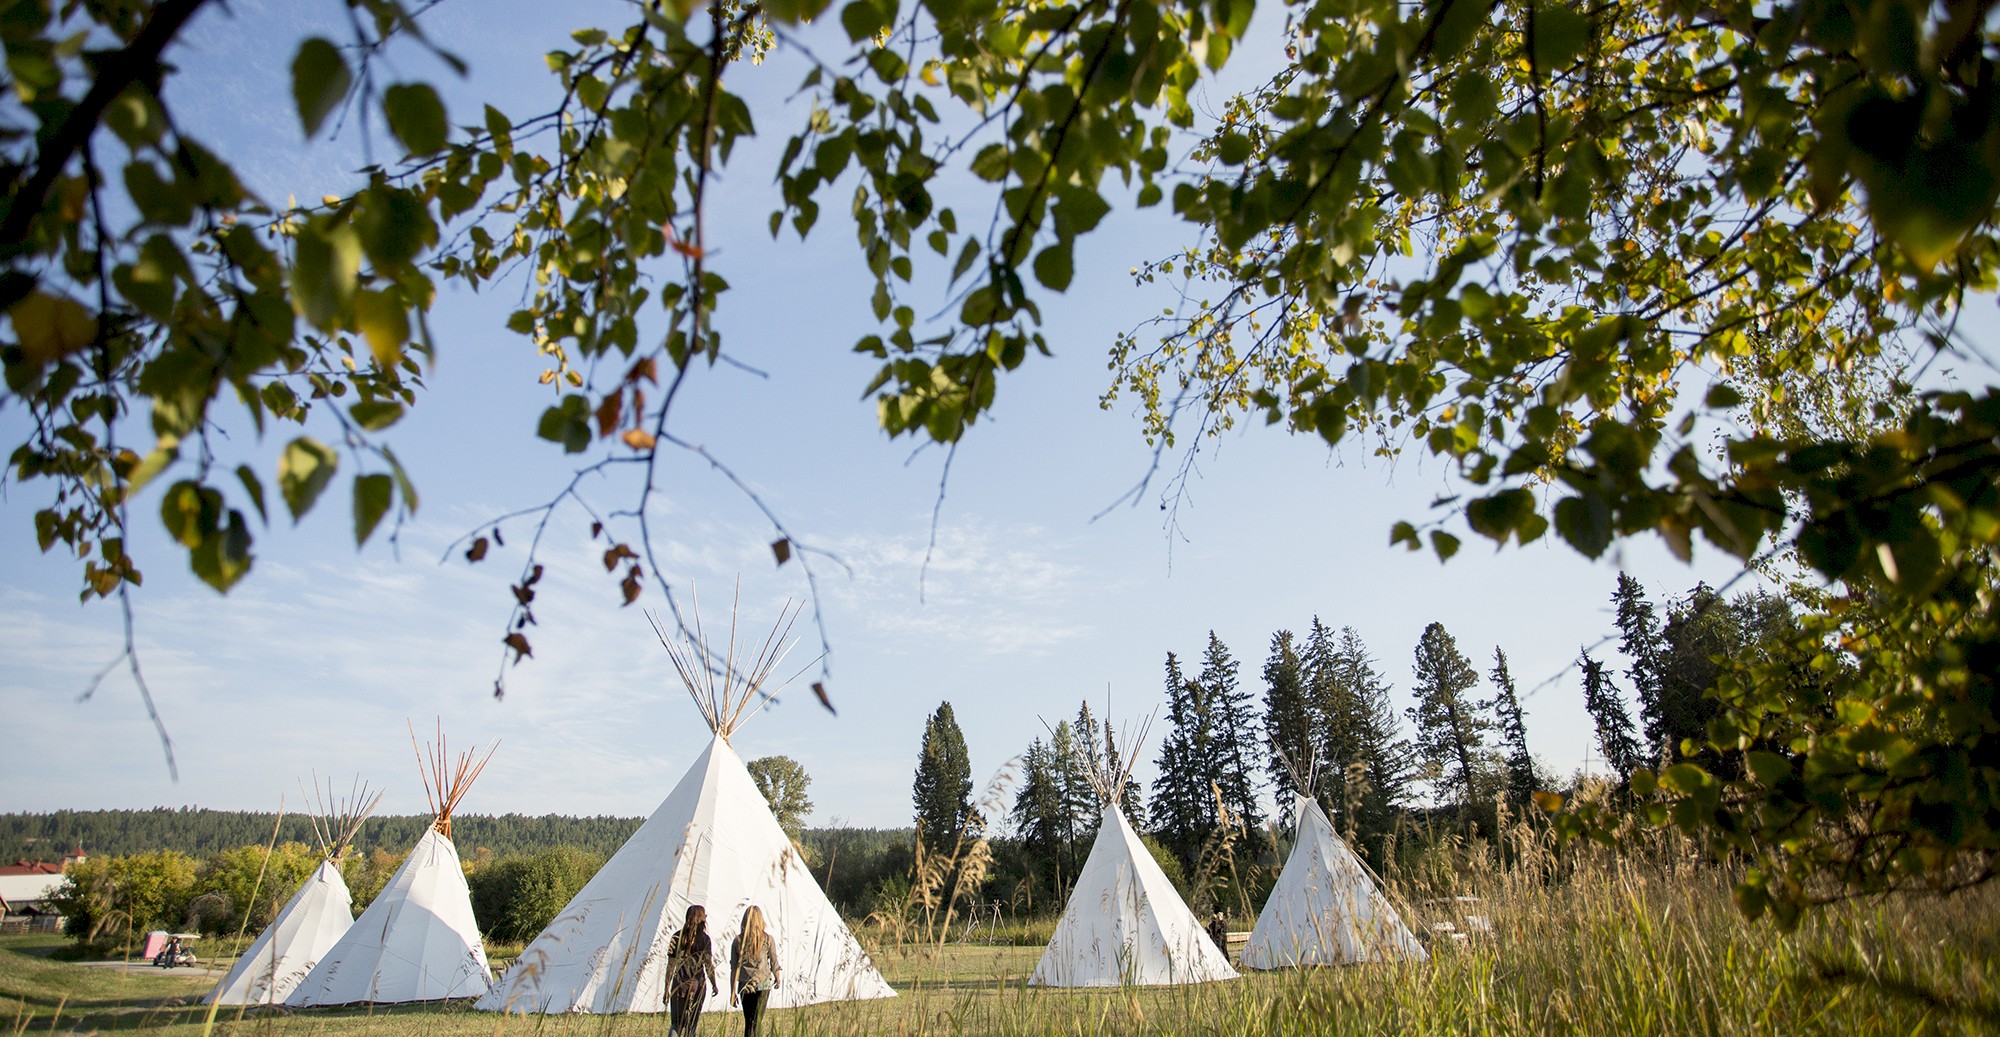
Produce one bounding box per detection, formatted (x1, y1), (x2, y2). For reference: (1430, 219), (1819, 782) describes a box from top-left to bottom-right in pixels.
(0, 809), (645, 861)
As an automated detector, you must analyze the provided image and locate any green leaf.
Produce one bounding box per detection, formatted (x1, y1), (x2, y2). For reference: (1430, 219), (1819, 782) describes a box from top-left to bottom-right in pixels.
(234, 464), (267, 524)
(383, 82), (449, 155)
(291, 37), (351, 139)
(1532, 2), (1591, 71)
(1430, 530), (1461, 560)
(190, 508), (253, 592)
(1744, 751), (1791, 786)
(351, 289), (410, 368)
(353, 473), (393, 545)
(536, 395), (592, 453)
(382, 446), (420, 515)
(1553, 493), (1612, 558)
(278, 437), (339, 522)
(1033, 242), (1074, 291)
(840, 0), (886, 41)
(291, 219), (361, 331)
(349, 399), (405, 431)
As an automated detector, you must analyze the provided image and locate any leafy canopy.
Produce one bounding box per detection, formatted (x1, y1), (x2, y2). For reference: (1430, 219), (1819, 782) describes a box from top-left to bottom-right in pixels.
(4, 0), (2000, 923)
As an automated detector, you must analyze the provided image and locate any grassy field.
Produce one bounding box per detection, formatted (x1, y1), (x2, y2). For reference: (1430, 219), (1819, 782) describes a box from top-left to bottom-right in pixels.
(7, 862), (1997, 1036)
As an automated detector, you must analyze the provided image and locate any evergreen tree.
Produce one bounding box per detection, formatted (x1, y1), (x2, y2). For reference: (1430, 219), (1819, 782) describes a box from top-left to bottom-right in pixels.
(1657, 582), (1741, 763)
(1150, 652), (1213, 866)
(1049, 720), (1086, 880)
(1197, 631), (1264, 833)
(1612, 572), (1670, 758)
(1262, 630), (1313, 797)
(1012, 737), (1069, 891)
(1407, 621), (1493, 815)
(912, 701), (974, 854)
(1300, 617), (1349, 808)
(1315, 626), (1416, 866)
(1579, 651), (1645, 776)
(1489, 647), (1538, 803)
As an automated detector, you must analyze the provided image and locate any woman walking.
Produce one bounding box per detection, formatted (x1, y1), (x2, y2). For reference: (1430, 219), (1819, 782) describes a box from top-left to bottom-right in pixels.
(729, 905), (781, 1037)
(665, 905), (718, 1037)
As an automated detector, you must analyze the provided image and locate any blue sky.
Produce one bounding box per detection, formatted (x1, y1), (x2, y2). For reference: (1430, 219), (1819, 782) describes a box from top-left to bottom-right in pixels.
(0, 0), (1748, 831)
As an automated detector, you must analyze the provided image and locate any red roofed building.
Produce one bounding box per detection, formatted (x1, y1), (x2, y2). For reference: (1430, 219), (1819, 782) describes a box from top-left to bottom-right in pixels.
(0, 855), (77, 932)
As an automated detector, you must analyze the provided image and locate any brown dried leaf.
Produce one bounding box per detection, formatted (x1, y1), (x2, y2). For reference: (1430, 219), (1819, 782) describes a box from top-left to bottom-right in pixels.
(466, 537), (489, 562)
(811, 681), (836, 715)
(771, 537), (792, 566)
(621, 428), (656, 450)
(621, 565), (643, 605)
(503, 632), (533, 661)
(595, 392), (622, 438)
(627, 357), (657, 384)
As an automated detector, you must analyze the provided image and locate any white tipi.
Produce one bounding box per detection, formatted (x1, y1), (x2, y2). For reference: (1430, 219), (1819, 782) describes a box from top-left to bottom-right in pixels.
(1029, 718), (1238, 988)
(287, 729), (497, 1006)
(206, 780), (382, 1006)
(477, 598), (895, 1015)
(1241, 752), (1426, 969)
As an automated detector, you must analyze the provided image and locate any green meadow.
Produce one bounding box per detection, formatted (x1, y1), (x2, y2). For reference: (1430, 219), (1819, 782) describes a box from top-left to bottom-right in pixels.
(8, 859), (1997, 1036)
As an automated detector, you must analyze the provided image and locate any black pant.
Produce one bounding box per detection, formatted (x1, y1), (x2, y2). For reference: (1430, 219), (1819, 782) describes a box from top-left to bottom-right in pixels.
(740, 989), (768, 1036)
(668, 987), (704, 1034)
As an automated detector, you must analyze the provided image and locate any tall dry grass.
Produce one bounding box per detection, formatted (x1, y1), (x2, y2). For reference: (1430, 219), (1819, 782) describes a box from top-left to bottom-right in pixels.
(11, 799), (1998, 1036)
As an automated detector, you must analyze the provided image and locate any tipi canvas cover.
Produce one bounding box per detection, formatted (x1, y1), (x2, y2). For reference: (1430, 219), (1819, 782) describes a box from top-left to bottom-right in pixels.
(287, 827), (491, 1005)
(289, 733), (495, 1006)
(206, 859), (354, 1005)
(1241, 794), (1426, 969)
(478, 734), (895, 1014)
(1028, 804), (1239, 987)
(479, 597), (894, 1015)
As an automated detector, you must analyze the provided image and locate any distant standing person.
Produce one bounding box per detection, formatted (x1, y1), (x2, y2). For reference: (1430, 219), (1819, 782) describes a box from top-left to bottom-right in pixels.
(665, 904), (718, 1037)
(1207, 912), (1230, 957)
(729, 905), (781, 1036)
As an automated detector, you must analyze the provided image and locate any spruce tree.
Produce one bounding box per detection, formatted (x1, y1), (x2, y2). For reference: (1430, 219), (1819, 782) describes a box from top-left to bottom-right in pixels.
(1262, 630), (1313, 797)
(1579, 651), (1645, 777)
(1325, 626), (1416, 866)
(1011, 737), (1069, 891)
(912, 702), (974, 854)
(1407, 621), (1493, 816)
(1488, 648), (1538, 803)
(1049, 720), (1086, 879)
(1611, 573), (1669, 759)
(1301, 617), (1359, 820)
(1150, 652), (1212, 866)
(1198, 631), (1264, 833)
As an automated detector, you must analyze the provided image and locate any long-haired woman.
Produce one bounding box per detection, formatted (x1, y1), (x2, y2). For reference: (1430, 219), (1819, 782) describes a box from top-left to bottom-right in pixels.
(664, 904), (717, 1036)
(729, 905), (781, 1036)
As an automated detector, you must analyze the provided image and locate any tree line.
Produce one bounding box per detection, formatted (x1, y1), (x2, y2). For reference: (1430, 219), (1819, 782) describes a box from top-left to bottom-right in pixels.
(908, 573), (1814, 917)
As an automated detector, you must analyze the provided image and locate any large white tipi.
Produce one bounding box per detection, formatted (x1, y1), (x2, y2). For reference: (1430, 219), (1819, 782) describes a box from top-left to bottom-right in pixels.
(1029, 719), (1238, 988)
(206, 780), (382, 1006)
(287, 730), (497, 1006)
(478, 599), (895, 1015)
(1241, 753), (1426, 969)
